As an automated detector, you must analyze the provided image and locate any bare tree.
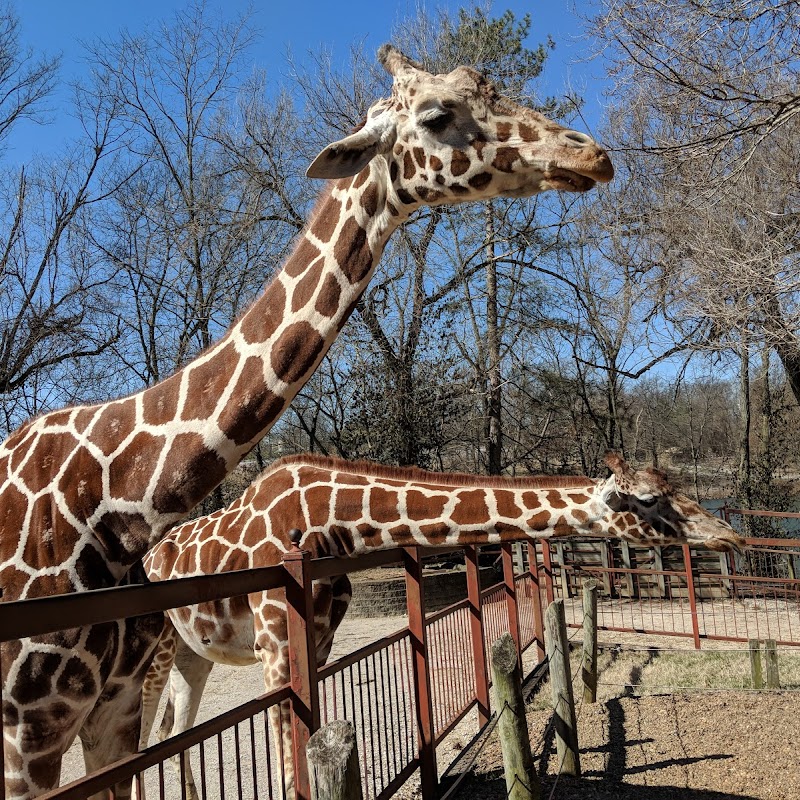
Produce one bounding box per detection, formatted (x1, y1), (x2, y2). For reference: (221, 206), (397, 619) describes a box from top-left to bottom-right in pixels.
(590, 0), (800, 180)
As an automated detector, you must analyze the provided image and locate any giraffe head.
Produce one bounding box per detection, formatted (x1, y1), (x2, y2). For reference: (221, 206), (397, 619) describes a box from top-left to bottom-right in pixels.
(598, 452), (745, 553)
(307, 44), (613, 205)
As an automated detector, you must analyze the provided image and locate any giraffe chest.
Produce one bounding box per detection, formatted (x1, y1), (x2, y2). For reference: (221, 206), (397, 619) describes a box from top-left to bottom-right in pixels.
(168, 598), (258, 666)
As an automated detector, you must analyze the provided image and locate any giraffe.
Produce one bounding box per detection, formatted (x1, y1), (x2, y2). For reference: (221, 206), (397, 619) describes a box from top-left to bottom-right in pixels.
(0, 44), (614, 798)
(139, 451), (743, 798)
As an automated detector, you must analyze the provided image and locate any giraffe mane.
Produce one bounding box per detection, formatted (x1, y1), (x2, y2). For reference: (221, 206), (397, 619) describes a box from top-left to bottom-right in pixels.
(265, 453), (597, 490)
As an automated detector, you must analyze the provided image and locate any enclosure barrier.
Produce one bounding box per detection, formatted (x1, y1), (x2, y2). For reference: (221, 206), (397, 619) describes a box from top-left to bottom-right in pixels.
(3, 526), (799, 800)
(0, 541), (541, 800)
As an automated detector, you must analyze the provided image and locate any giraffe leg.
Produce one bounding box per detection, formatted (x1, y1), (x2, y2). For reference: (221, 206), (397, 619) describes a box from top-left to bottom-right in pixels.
(315, 575), (352, 664)
(80, 613), (165, 800)
(157, 635), (214, 800)
(139, 618), (178, 749)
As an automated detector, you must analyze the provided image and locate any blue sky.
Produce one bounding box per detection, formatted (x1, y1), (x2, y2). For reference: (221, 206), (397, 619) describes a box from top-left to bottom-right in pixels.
(10, 0), (609, 165)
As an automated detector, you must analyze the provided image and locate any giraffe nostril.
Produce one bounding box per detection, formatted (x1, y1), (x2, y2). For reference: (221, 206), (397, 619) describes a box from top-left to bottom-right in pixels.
(562, 130), (594, 147)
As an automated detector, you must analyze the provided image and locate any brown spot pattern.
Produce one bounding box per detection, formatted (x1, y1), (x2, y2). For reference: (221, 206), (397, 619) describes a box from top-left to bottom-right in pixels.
(152, 433), (227, 514)
(292, 259), (324, 313)
(360, 184), (380, 217)
(109, 431), (164, 502)
(451, 490), (490, 525)
(492, 147), (519, 173)
(333, 217), (374, 284)
(286, 238), (321, 278)
(334, 488), (364, 522)
(518, 123), (539, 142)
(142, 375), (180, 426)
(305, 485), (332, 528)
(90, 401), (135, 455)
(309, 196), (342, 243)
(315, 273), (341, 318)
(450, 150), (471, 176)
(406, 489), (447, 521)
(218, 357), (283, 446)
(403, 151), (415, 179)
(241, 282), (287, 345)
(183, 343), (237, 421)
(18, 433), (78, 494)
(495, 490), (521, 518)
(370, 487), (401, 523)
(270, 322), (326, 385)
(468, 172), (492, 189)
(58, 447), (101, 520)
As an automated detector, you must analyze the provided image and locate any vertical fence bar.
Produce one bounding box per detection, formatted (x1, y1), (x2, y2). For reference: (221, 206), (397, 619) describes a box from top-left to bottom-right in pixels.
(501, 543), (521, 663)
(465, 545), (490, 726)
(284, 540), (320, 800)
(682, 544), (702, 649)
(527, 542), (546, 662)
(1, 658), (5, 800)
(541, 542), (555, 605)
(403, 547), (437, 798)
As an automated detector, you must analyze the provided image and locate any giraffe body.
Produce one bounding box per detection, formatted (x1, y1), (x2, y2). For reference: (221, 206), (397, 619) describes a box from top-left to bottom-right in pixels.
(140, 452), (742, 798)
(0, 44), (613, 798)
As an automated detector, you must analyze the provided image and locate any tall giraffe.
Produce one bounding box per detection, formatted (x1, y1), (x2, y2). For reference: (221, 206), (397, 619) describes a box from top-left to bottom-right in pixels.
(139, 451), (742, 798)
(0, 44), (613, 798)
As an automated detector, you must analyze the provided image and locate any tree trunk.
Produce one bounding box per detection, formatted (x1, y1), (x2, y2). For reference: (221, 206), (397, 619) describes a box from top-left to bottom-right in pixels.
(485, 204), (502, 475)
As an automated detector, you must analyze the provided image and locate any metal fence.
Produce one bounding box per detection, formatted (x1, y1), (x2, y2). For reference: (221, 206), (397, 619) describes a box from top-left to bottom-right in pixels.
(4, 516), (800, 800)
(0, 542), (539, 800)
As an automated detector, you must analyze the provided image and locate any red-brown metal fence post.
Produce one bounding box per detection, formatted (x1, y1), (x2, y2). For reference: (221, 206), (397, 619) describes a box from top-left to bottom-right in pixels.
(501, 542), (521, 664)
(682, 544), (702, 649)
(464, 545), (490, 726)
(284, 537), (320, 800)
(541, 541), (556, 606)
(527, 541), (546, 662)
(1, 659), (4, 800)
(404, 547), (438, 798)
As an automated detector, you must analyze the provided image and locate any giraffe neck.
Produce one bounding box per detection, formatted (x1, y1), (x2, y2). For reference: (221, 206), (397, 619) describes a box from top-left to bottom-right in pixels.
(92, 166), (405, 544)
(145, 455), (615, 582)
(290, 457), (609, 557)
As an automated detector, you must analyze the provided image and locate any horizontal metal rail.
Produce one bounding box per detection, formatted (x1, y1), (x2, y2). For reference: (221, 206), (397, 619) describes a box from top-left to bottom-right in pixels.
(0, 565), (287, 642)
(39, 685), (291, 800)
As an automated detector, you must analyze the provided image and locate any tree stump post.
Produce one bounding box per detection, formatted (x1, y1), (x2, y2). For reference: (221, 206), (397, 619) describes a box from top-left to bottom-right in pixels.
(490, 632), (541, 800)
(765, 640), (780, 689)
(749, 639), (763, 689)
(582, 580), (598, 704)
(545, 599), (581, 776)
(307, 720), (364, 800)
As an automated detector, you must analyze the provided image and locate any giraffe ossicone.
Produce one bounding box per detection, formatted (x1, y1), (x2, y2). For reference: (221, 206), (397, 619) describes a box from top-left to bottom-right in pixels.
(1, 43), (613, 799)
(139, 451), (742, 799)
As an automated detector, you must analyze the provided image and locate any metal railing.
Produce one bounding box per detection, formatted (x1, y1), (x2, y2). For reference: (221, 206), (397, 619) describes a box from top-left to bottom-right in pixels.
(1, 542), (540, 800)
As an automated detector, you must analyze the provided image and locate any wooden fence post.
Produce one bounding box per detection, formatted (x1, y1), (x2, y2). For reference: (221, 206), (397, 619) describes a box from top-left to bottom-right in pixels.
(749, 639), (763, 689)
(582, 580), (598, 704)
(491, 633), (540, 800)
(545, 600), (580, 777)
(765, 640), (780, 689)
(502, 542), (522, 663)
(307, 720), (364, 800)
(284, 537), (320, 800)
(465, 545), (490, 726)
(403, 547), (438, 798)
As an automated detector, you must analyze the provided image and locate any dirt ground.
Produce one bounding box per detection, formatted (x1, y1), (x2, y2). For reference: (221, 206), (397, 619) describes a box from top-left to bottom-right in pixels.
(456, 664), (800, 800)
(59, 612), (800, 799)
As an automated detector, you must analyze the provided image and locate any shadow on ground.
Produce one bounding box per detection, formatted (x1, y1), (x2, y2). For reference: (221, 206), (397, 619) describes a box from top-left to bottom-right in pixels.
(456, 772), (759, 800)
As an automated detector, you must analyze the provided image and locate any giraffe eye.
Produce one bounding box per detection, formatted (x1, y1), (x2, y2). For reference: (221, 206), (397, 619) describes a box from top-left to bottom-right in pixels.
(639, 496), (658, 507)
(421, 110), (453, 132)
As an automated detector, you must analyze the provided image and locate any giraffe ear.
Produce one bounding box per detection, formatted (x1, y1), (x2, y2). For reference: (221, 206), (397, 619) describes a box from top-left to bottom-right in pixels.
(307, 117), (395, 179)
